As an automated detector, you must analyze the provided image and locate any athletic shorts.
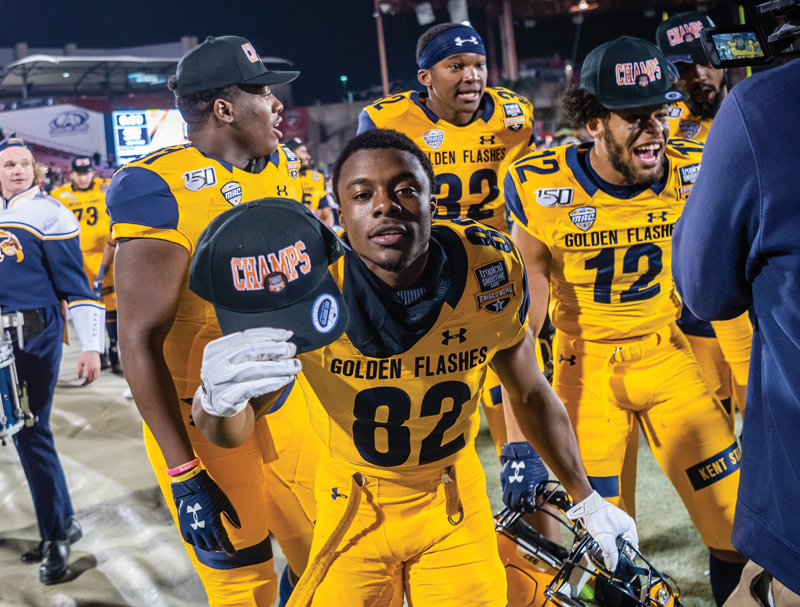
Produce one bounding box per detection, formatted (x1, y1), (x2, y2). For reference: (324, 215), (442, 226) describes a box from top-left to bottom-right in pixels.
(553, 322), (739, 551)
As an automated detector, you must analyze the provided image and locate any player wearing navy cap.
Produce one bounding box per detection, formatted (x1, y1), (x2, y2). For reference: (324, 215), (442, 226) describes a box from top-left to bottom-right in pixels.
(107, 36), (317, 607)
(0, 136), (104, 584)
(506, 37), (746, 605)
(656, 12), (753, 428)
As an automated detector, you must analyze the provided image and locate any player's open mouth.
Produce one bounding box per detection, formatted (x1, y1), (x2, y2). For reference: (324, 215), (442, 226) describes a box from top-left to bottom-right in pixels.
(632, 142), (662, 166)
(370, 223), (407, 245)
(457, 91), (480, 102)
(273, 118), (282, 138)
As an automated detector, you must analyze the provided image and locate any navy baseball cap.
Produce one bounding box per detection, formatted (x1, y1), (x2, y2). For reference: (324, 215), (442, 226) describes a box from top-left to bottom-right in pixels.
(71, 155), (94, 173)
(176, 36), (299, 96)
(189, 198), (348, 353)
(656, 12), (715, 64)
(580, 37), (688, 109)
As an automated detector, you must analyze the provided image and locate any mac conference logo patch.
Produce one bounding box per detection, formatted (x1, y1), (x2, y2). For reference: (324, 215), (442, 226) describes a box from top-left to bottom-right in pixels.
(679, 120), (702, 139)
(422, 129), (445, 150)
(220, 181), (243, 206)
(569, 207), (596, 231)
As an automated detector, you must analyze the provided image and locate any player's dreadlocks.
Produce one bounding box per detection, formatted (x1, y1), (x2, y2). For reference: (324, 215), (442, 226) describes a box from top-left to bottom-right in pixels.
(332, 129), (435, 205)
(561, 84), (610, 127)
(416, 23), (464, 64)
(167, 75), (240, 127)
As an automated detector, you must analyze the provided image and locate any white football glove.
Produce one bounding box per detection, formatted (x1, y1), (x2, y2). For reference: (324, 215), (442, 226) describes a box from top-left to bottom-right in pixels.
(199, 327), (302, 418)
(566, 490), (639, 572)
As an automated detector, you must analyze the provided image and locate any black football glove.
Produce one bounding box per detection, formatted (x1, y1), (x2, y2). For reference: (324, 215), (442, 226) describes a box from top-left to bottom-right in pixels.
(171, 469), (241, 554)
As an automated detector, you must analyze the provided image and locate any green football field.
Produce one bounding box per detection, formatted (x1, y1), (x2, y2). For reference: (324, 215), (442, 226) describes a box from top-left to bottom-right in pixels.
(476, 418), (717, 607)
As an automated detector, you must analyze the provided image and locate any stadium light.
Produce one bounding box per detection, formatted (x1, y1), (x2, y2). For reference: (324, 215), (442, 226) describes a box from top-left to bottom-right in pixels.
(62, 72), (69, 78)
(340, 75), (348, 83)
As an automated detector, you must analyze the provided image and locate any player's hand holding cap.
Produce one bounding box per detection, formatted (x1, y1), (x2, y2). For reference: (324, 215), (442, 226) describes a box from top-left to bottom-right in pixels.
(580, 36), (688, 109)
(189, 198), (349, 416)
(566, 490), (639, 572)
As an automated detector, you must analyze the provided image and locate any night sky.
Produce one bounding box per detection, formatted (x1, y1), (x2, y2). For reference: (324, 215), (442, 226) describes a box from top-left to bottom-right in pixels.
(0, 0), (759, 106)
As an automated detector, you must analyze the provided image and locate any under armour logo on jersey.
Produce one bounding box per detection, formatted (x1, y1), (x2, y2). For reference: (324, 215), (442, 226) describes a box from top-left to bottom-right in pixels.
(479, 135), (496, 145)
(442, 329), (467, 345)
(186, 503), (205, 530)
(509, 462), (525, 483)
(454, 36), (479, 46)
(276, 185), (288, 196)
(331, 487), (348, 500)
(559, 354), (576, 366)
(647, 211), (668, 223)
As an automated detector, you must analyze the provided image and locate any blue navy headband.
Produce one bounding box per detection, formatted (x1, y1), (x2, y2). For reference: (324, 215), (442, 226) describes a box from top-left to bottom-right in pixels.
(418, 26), (486, 70)
(0, 136), (34, 156)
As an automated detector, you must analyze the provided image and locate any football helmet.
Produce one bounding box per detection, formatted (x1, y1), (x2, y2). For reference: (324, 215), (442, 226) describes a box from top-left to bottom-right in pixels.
(545, 532), (682, 607)
(496, 483), (682, 607)
(496, 507), (567, 607)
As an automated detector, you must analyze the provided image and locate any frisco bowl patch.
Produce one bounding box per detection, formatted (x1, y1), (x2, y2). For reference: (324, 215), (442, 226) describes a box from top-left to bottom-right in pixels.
(422, 129), (445, 150)
(221, 181), (243, 205)
(569, 207), (596, 231)
(679, 163), (701, 186)
(474, 261), (514, 313)
(503, 103), (522, 118)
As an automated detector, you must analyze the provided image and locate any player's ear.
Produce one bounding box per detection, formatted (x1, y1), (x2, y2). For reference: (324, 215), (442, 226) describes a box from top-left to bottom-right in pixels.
(213, 98), (235, 125)
(418, 69), (432, 88)
(585, 116), (603, 140)
(337, 206), (346, 231)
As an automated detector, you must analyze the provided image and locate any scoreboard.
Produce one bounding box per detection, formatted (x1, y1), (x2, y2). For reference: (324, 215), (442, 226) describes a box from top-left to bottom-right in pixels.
(111, 109), (188, 165)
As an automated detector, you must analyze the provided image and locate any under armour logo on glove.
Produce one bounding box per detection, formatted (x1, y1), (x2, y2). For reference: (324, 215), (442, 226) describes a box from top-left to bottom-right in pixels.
(454, 36), (479, 46)
(171, 469), (241, 555)
(509, 461), (525, 483)
(186, 503), (205, 530)
(500, 442), (550, 512)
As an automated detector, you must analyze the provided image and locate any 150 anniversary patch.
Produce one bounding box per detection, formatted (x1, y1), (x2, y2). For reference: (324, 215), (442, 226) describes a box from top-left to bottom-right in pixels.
(474, 260), (515, 313)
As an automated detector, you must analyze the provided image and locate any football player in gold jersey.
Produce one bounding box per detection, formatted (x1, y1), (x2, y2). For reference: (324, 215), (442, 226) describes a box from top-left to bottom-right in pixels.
(189, 129), (638, 607)
(506, 38), (746, 605)
(285, 137), (336, 227)
(51, 156), (121, 373)
(359, 25), (547, 509)
(358, 24), (535, 233)
(657, 12), (752, 424)
(107, 36), (318, 607)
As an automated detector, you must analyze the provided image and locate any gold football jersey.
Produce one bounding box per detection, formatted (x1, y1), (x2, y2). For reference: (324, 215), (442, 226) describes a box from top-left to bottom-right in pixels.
(298, 219), (529, 476)
(507, 140), (704, 341)
(52, 178), (112, 277)
(298, 169), (327, 210)
(107, 144), (300, 398)
(667, 101), (712, 143)
(359, 88), (535, 231)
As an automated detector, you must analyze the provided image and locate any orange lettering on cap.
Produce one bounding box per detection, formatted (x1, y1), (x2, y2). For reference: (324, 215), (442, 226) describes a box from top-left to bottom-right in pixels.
(296, 241), (311, 275)
(231, 258), (247, 291)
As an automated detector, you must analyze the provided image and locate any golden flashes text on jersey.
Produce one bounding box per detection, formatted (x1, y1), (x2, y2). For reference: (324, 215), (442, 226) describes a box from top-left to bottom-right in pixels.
(329, 346), (489, 380)
(564, 222), (676, 248)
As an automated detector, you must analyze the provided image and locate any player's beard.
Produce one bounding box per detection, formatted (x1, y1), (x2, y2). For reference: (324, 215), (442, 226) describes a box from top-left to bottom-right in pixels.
(603, 129), (665, 187)
(688, 79), (725, 119)
(377, 258), (411, 274)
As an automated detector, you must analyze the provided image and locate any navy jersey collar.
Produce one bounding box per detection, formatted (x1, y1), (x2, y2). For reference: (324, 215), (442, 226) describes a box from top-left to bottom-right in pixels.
(566, 142), (668, 199)
(411, 91), (495, 127)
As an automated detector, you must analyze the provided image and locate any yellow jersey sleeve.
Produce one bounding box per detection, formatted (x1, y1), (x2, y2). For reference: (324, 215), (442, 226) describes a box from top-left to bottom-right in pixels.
(359, 88), (535, 232)
(507, 142), (703, 340)
(298, 169), (328, 210)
